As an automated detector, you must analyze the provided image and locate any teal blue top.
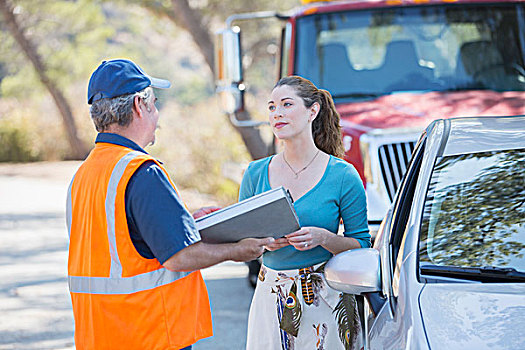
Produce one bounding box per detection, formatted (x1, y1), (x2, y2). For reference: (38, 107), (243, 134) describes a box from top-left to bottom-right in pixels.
(239, 155), (371, 270)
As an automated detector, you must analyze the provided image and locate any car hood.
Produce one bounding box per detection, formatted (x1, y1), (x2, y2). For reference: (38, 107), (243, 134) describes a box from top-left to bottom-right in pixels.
(419, 283), (525, 350)
(337, 90), (525, 132)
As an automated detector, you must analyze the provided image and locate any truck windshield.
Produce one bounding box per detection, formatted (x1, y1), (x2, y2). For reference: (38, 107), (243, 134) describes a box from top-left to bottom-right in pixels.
(295, 4), (525, 102)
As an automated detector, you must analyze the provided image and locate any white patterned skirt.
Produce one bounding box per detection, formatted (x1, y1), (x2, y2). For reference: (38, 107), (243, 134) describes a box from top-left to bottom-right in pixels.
(246, 263), (362, 350)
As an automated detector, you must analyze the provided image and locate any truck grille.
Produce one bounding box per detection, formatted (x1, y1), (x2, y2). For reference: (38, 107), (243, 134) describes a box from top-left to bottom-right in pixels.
(378, 141), (417, 201)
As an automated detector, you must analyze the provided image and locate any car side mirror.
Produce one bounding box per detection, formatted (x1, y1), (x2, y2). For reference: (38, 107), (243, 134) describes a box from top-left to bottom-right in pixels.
(325, 248), (381, 294)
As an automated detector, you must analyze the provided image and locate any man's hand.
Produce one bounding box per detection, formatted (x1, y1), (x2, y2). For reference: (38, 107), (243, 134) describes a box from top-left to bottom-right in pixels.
(264, 237), (290, 251)
(164, 237), (274, 272)
(192, 206), (221, 219)
(230, 237), (275, 262)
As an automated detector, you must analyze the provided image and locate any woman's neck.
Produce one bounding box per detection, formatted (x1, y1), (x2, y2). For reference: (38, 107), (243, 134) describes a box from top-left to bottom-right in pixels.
(282, 136), (319, 166)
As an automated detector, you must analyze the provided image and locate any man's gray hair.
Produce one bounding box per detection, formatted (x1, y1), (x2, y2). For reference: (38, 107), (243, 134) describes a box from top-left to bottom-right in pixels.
(90, 87), (154, 132)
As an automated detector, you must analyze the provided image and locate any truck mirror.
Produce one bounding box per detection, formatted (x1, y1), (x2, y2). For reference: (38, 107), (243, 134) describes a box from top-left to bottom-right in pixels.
(215, 26), (244, 114)
(216, 84), (245, 115)
(215, 26), (242, 84)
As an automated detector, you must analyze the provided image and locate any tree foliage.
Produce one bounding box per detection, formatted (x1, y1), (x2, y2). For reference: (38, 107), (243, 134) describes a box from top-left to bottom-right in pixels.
(0, 0), (106, 158)
(0, 0), (113, 98)
(128, 0), (301, 107)
(0, 0), (300, 162)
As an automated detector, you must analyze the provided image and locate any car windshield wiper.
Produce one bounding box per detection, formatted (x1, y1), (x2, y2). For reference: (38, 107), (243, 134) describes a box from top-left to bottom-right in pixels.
(438, 86), (490, 92)
(333, 92), (382, 99)
(420, 264), (525, 283)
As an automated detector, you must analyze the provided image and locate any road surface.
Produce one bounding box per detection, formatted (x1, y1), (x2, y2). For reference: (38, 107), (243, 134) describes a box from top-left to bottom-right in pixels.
(0, 162), (254, 350)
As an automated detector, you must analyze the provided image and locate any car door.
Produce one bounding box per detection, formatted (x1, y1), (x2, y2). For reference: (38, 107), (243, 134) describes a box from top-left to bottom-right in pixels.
(367, 135), (427, 349)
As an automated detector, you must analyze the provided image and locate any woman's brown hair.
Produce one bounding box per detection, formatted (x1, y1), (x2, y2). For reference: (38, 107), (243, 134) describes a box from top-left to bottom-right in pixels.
(273, 76), (345, 158)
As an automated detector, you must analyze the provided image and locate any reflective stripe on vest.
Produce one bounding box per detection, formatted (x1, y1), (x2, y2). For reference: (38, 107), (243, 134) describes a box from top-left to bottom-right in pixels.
(67, 150), (191, 295)
(66, 173), (75, 239)
(68, 268), (191, 295)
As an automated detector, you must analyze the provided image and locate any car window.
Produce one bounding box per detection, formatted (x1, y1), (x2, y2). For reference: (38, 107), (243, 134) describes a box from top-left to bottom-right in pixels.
(389, 137), (426, 298)
(419, 149), (525, 274)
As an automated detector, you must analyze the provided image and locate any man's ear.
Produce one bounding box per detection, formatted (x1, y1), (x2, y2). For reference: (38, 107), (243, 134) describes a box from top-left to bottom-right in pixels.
(133, 95), (144, 118)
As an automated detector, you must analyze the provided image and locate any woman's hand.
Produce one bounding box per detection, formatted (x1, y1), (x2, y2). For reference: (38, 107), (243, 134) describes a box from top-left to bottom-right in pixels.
(264, 237), (290, 251)
(192, 206), (221, 219)
(285, 227), (328, 251)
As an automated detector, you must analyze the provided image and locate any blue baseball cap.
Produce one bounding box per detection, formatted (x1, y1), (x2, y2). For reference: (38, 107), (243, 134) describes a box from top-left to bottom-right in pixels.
(87, 59), (171, 104)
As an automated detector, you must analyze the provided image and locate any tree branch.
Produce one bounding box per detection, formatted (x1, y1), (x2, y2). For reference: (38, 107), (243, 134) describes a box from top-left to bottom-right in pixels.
(170, 0), (214, 74)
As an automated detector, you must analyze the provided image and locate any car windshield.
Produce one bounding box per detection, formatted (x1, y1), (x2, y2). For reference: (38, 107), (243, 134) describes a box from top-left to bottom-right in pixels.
(295, 4), (525, 102)
(418, 149), (525, 277)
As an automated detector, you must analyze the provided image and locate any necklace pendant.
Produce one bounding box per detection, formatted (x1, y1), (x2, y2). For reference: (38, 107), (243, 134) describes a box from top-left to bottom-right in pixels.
(283, 150), (320, 181)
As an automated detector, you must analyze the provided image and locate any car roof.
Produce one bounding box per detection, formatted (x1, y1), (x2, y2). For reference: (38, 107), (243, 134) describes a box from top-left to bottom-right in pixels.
(428, 115), (525, 156)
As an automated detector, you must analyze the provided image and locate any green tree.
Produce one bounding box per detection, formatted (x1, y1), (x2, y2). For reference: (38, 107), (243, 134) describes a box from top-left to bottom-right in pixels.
(0, 0), (299, 161)
(0, 0), (114, 159)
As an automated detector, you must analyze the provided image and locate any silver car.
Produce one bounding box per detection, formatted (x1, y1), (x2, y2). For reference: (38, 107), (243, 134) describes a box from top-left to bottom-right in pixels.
(325, 116), (525, 349)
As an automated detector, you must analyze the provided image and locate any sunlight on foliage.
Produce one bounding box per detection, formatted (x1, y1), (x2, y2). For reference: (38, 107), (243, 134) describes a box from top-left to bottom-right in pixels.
(0, 0), (300, 197)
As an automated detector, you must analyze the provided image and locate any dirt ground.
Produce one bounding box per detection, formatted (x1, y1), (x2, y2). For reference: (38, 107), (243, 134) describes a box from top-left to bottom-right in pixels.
(0, 161), (221, 211)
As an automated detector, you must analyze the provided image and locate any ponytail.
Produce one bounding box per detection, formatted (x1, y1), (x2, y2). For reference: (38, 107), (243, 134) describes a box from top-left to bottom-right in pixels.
(312, 89), (345, 158)
(273, 76), (345, 158)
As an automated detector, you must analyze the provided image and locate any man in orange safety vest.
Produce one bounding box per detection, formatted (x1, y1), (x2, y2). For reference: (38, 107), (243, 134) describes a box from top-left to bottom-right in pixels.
(66, 59), (273, 350)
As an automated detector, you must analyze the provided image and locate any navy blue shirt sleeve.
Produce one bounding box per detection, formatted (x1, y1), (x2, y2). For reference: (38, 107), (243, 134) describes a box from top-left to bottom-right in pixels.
(125, 161), (201, 264)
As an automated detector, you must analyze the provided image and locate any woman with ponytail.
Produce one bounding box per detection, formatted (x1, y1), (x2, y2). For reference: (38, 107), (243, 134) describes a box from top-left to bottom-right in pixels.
(240, 76), (370, 350)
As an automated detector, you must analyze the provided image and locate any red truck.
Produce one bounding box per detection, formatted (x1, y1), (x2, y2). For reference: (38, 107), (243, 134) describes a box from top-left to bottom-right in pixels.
(215, 0), (525, 238)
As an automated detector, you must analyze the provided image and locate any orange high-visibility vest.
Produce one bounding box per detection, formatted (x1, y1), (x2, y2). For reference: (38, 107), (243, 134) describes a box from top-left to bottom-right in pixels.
(66, 142), (212, 350)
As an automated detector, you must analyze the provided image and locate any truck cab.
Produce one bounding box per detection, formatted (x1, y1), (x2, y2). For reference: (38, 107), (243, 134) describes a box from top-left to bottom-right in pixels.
(215, 0), (525, 235)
